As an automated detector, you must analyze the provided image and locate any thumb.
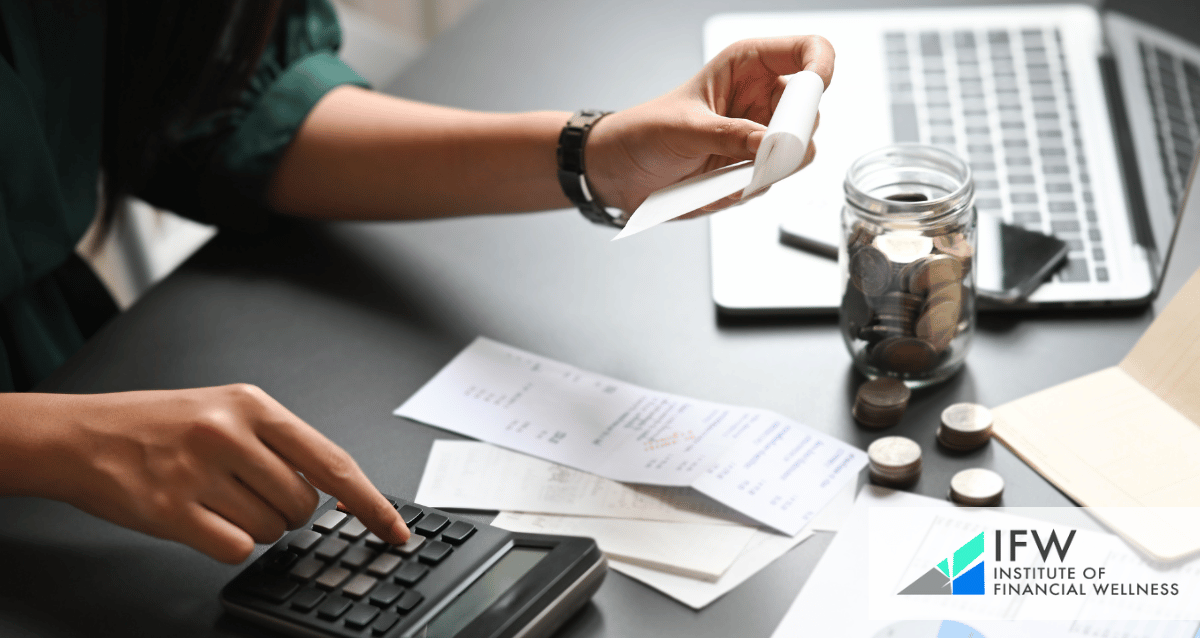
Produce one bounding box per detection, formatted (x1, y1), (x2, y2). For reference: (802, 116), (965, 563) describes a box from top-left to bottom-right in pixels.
(680, 112), (767, 162)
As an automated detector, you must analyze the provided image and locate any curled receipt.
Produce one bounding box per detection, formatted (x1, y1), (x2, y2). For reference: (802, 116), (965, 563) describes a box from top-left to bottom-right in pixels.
(613, 70), (825, 240)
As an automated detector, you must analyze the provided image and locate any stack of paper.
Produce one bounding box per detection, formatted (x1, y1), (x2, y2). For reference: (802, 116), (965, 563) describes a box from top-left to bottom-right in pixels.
(394, 337), (867, 607)
(395, 337), (866, 537)
(415, 440), (854, 608)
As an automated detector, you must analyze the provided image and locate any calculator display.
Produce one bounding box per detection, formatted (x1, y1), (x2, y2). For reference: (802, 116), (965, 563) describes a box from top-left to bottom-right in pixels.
(421, 547), (549, 638)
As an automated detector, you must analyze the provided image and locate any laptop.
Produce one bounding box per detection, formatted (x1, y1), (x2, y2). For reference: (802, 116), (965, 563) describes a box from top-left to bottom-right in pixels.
(706, 1), (1200, 315)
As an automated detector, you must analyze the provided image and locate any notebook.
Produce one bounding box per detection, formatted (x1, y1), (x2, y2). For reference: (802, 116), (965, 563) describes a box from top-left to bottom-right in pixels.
(705, 2), (1200, 315)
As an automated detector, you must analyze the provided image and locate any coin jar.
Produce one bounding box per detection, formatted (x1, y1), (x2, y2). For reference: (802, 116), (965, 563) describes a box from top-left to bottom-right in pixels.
(840, 144), (977, 388)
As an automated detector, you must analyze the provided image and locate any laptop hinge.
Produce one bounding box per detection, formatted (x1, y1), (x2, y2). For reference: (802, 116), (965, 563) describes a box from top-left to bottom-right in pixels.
(1099, 52), (1161, 279)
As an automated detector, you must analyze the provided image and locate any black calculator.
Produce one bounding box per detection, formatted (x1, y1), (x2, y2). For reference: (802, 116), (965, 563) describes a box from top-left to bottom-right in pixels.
(220, 495), (606, 638)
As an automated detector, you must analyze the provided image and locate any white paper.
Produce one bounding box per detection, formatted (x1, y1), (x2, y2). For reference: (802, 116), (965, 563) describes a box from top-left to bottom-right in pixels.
(769, 486), (1200, 638)
(416, 440), (752, 526)
(490, 512), (756, 582)
(613, 70), (825, 240)
(609, 527), (813, 609)
(395, 337), (866, 535)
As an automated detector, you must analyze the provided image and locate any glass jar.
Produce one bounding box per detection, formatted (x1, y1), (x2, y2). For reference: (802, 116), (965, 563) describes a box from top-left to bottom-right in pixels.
(839, 144), (976, 388)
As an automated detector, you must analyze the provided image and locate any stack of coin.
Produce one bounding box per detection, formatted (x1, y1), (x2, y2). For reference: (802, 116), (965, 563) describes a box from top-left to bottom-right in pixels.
(936, 403), (994, 452)
(852, 378), (911, 428)
(868, 436), (923, 487)
(949, 468), (1004, 506)
(842, 219), (974, 376)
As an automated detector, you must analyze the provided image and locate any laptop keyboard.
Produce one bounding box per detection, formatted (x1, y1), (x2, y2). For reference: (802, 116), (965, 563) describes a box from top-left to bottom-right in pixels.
(885, 28), (1104, 284)
(1140, 42), (1200, 218)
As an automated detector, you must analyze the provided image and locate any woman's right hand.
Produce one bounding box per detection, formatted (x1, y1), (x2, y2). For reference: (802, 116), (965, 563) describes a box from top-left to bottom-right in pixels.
(0, 384), (408, 564)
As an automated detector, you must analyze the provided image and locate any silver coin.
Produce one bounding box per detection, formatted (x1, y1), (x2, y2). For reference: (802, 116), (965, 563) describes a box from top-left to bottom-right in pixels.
(949, 468), (1005, 505)
(874, 231), (934, 264)
(868, 436), (922, 469)
(941, 403), (993, 434)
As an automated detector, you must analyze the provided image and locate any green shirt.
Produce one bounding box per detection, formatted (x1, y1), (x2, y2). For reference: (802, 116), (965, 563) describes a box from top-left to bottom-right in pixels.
(0, 0), (368, 390)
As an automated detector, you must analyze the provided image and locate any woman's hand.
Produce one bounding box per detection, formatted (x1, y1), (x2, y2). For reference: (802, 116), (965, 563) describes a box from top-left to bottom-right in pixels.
(585, 35), (834, 217)
(0, 385), (408, 564)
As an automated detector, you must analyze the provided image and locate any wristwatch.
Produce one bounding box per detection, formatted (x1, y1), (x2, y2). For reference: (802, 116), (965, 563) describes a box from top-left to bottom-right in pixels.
(556, 110), (625, 227)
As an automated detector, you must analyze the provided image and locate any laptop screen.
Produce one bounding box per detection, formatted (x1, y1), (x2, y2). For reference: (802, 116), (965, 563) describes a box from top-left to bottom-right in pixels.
(1104, 0), (1200, 46)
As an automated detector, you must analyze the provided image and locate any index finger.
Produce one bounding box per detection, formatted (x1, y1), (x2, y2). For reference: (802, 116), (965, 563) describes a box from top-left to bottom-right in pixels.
(742, 35), (836, 89)
(259, 412), (410, 545)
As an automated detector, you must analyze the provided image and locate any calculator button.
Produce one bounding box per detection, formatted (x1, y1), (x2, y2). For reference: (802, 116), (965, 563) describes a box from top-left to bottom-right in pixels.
(395, 590), (424, 614)
(372, 612), (401, 635)
(397, 505), (424, 526)
(316, 566), (352, 591)
(417, 540), (453, 565)
(340, 545), (375, 569)
(342, 574), (378, 600)
(345, 603), (380, 629)
(414, 514), (449, 536)
(265, 551), (298, 574)
(312, 510), (347, 533)
(317, 595), (353, 620)
(289, 530), (323, 554)
(393, 562), (429, 586)
(368, 582), (404, 607)
(392, 534), (426, 556)
(366, 553), (402, 577)
(240, 574), (298, 603)
(363, 532), (388, 550)
(290, 587), (326, 612)
(338, 518), (368, 540)
(441, 521), (475, 545)
(386, 498), (399, 509)
(315, 538), (349, 562)
(289, 557), (325, 581)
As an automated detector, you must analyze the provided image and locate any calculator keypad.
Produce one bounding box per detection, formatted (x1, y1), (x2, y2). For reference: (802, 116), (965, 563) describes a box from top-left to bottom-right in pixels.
(224, 496), (499, 638)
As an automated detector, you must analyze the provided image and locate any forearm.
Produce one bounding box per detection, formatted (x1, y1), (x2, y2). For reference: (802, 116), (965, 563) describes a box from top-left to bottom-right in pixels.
(0, 393), (75, 500)
(267, 86), (574, 220)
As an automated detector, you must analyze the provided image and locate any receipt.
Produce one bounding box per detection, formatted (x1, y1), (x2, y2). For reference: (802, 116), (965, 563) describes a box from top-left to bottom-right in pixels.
(613, 70), (825, 240)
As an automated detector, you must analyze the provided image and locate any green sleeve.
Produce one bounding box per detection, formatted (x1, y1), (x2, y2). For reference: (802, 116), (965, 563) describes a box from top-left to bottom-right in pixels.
(139, 0), (369, 230)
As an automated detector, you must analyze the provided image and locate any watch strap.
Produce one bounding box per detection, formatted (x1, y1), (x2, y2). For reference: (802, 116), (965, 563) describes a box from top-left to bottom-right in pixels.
(557, 110), (623, 227)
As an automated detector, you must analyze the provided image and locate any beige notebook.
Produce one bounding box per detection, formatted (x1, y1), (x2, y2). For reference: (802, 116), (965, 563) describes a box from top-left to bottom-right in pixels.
(994, 265), (1200, 562)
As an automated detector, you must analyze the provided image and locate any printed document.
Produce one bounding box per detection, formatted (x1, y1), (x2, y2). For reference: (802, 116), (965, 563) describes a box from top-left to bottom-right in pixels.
(396, 337), (866, 535)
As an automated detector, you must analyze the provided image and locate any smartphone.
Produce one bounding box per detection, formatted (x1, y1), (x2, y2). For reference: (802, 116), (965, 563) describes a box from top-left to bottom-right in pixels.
(779, 212), (1068, 304)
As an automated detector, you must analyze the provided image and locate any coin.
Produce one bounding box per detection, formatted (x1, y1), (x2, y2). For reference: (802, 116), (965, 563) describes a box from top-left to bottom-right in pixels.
(904, 254), (964, 296)
(949, 468), (1004, 506)
(874, 231), (934, 264)
(937, 403), (994, 452)
(853, 377), (911, 429)
(868, 435), (922, 487)
(933, 232), (973, 278)
(842, 284), (874, 336)
(879, 291), (923, 315)
(850, 245), (894, 296)
(915, 301), (960, 352)
(876, 337), (939, 373)
(924, 281), (963, 311)
(941, 403), (993, 433)
(859, 324), (904, 343)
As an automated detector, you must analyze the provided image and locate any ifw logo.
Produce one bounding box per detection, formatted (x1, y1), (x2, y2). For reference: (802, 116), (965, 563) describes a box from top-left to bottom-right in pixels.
(898, 532), (985, 596)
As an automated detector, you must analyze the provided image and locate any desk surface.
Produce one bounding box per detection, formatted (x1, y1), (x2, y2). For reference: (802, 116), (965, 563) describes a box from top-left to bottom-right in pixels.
(7, 0), (1181, 636)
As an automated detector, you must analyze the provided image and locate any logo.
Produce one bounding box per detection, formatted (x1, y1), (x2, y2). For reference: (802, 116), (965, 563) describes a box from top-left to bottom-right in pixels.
(898, 532), (985, 596)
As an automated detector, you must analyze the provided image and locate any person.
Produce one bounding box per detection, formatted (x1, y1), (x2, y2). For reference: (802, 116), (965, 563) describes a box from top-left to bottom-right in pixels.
(0, 0), (833, 565)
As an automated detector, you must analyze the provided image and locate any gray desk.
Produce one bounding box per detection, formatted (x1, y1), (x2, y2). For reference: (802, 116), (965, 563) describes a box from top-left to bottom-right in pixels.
(3, 0), (1181, 636)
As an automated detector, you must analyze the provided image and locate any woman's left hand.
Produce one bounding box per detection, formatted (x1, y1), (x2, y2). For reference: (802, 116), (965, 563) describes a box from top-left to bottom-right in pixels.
(585, 35), (834, 218)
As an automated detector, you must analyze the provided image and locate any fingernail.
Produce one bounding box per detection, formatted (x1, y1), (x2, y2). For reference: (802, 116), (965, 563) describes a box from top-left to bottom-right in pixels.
(747, 131), (764, 154)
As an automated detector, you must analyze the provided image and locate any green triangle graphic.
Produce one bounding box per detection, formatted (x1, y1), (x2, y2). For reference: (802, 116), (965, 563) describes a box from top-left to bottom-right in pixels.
(937, 558), (950, 577)
(952, 532), (985, 577)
